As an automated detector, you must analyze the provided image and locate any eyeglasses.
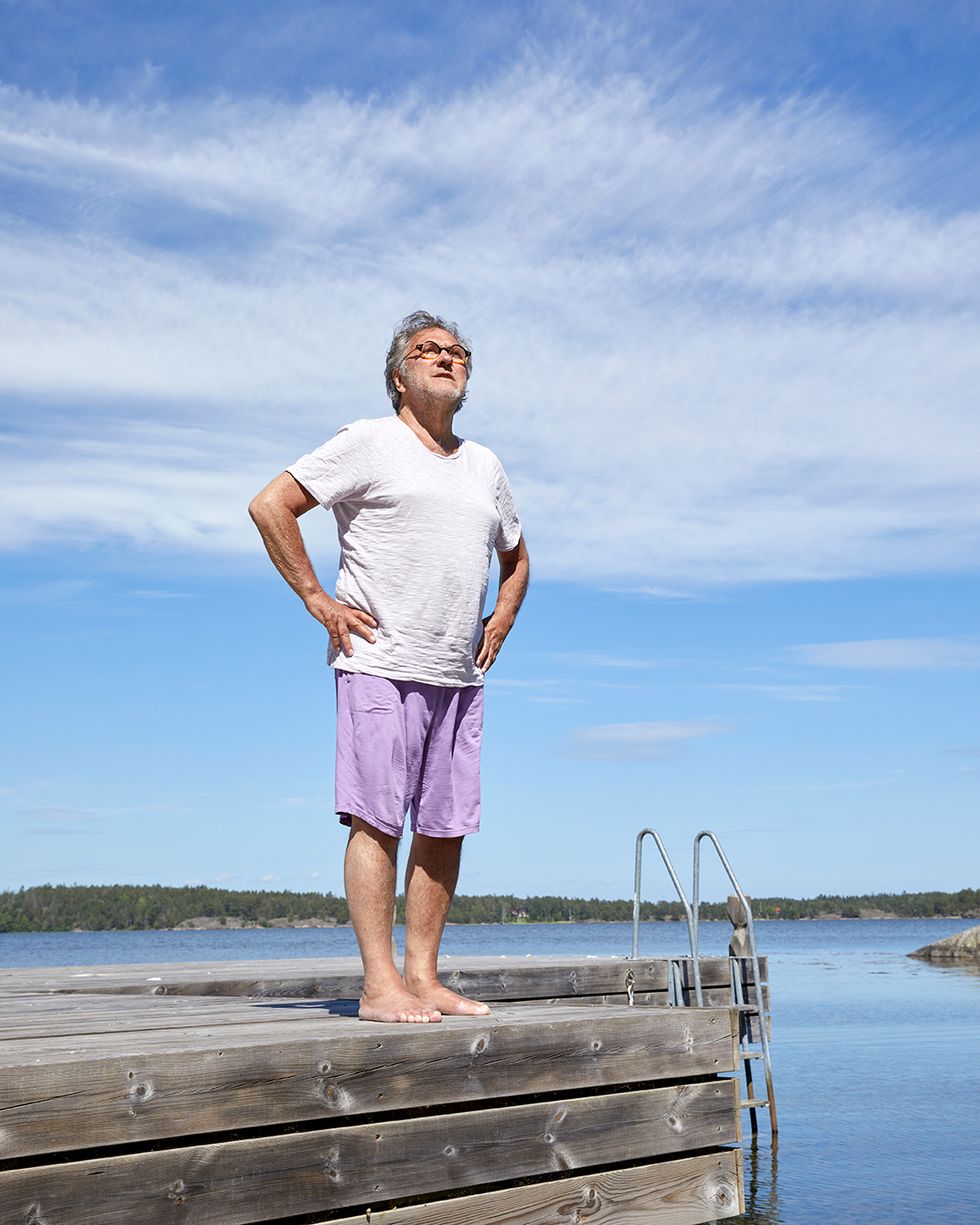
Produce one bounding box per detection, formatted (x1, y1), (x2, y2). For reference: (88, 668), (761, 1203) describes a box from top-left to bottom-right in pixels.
(407, 340), (471, 366)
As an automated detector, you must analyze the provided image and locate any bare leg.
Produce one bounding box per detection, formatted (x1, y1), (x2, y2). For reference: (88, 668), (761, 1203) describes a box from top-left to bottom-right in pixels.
(403, 832), (491, 1016)
(344, 817), (440, 1023)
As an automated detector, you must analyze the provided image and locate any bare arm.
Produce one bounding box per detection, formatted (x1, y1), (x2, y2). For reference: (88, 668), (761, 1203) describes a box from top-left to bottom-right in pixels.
(475, 535), (530, 672)
(248, 472), (376, 657)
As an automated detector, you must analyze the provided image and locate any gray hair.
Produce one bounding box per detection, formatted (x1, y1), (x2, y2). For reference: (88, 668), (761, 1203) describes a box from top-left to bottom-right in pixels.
(384, 310), (472, 413)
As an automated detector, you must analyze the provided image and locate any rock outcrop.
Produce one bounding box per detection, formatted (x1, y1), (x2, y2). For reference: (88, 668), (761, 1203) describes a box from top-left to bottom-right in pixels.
(909, 924), (980, 961)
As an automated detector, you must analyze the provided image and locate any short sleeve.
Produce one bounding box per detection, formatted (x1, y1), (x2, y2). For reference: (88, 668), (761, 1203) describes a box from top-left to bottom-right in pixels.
(491, 458), (522, 551)
(286, 420), (376, 510)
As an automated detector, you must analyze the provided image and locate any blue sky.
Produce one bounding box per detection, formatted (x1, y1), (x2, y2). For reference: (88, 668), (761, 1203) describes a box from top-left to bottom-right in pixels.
(1, 1), (978, 904)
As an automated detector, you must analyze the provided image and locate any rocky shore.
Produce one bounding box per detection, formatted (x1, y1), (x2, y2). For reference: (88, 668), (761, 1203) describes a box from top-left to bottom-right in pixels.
(909, 923), (980, 961)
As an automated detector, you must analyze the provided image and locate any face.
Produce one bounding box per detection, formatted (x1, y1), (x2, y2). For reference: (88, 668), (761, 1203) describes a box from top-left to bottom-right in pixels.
(395, 327), (469, 409)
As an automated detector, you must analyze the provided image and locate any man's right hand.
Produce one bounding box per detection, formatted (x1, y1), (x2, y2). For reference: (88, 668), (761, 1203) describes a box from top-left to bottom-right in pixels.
(304, 592), (377, 658)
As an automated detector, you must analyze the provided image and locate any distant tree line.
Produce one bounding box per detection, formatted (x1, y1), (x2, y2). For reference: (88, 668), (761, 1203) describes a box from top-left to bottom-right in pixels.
(0, 884), (349, 933)
(0, 884), (977, 933)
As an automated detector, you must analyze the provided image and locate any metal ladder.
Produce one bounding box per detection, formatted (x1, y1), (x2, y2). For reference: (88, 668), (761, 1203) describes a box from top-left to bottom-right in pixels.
(630, 828), (777, 1136)
(630, 829), (703, 1006)
(692, 831), (777, 1136)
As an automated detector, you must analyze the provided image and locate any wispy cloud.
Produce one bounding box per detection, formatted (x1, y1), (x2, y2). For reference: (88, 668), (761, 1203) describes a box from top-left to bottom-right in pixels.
(549, 653), (662, 670)
(788, 638), (980, 669)
(711, 682), (850, 702)
(757, 774), (903, 793)
(1, 29), (978, 585)
(604, 585), (696, 601)
(492, 677), (563, 691)
(127, 589), (195, 600)
(945, 746), (980, 777)
(0, 577), (96, 604)
(21, 806), (107, 836)
(571, 720), (729, 761)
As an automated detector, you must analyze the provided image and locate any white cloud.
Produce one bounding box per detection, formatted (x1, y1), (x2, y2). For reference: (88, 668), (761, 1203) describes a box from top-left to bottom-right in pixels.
(788, 638), (980, 669)
(1, 43), (979, 585)
(572, 720), (728, 761)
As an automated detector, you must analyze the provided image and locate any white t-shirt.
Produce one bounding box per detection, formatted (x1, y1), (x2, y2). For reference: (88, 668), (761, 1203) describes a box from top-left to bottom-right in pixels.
(287, 416), (522, 687)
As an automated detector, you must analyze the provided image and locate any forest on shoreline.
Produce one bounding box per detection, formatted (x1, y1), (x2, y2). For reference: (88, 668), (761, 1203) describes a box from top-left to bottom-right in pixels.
(1, 883), (978, 932)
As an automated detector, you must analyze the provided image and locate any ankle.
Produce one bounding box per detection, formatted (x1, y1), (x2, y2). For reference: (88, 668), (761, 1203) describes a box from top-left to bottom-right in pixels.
(361, 968), (408, 997)
(403, 969), (439, 990)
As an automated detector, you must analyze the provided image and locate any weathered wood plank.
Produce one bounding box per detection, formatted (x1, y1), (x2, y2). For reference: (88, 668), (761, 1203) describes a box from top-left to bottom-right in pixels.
(539, 984), (768, 1009)
(0, 1004), (738, 1158)
(0, 1001), (691, 1060)
(0, 1081), (739, 1225)
(0, 984), (766, 1043)
(0, 992), (350, 1040)
(0, 955), (764, 1002)
(321, 1150), (743, 1225)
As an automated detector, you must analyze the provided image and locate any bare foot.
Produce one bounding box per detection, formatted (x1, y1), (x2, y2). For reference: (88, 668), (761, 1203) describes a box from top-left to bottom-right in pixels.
(406, 979), (492, 1017)
(358, 986), (442, 1024)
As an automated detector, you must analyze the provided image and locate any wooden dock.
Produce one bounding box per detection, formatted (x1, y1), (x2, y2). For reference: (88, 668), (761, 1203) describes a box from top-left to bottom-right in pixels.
(0, 955), (762, 1224)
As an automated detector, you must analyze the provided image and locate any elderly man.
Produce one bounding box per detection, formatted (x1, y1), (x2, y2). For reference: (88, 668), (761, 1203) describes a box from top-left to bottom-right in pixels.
(249, 311), (528, 1024)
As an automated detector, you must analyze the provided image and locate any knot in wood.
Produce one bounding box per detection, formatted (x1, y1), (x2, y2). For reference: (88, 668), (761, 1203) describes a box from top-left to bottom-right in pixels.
(151, 985), (166, 995)
(128, 1080), (153, 1102)
(558, 1185), (600, 1221)
(442, 1145), (457, 1158)
(590, 1039), (602, 1053)
(320, 1081), (352, 1111)
(551, 1145), (573, 1172)
(714, 1183), (735, 1208)
(665, 1113), (682, 1131)
(470, 1034), (488, 1055)
(167, 1179), (186, 1202)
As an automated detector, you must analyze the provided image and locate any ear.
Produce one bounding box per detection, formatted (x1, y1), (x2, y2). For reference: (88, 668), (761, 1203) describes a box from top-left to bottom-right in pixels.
(392, 364), (407, 396)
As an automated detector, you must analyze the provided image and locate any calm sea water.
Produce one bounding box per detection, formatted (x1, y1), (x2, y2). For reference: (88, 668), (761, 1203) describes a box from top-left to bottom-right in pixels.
(2, 918), (978, 1225)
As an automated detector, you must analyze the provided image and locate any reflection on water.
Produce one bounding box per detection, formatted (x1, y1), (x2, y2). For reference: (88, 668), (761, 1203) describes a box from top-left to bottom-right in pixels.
(737, 1140), (781, 1224)
(925, 958), (980, 982)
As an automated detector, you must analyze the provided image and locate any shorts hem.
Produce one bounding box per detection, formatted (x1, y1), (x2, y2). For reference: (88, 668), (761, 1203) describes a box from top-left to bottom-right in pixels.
(411, 822), (481, 839)
(337, 808), (404, 838)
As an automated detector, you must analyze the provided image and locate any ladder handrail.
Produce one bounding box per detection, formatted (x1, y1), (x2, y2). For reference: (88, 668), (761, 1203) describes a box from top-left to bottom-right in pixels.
(692, 829), (777, 1134)
(631, 829), (703, 1005)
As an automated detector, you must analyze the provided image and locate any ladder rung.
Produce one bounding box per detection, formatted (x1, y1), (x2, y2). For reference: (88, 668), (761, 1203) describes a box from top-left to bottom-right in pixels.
(740, 1098), (769, 1110)
(739, 1050), (764, 1059)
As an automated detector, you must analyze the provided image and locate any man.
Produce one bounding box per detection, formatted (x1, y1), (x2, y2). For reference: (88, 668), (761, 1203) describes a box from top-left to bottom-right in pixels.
(249, 311), (529, 1024)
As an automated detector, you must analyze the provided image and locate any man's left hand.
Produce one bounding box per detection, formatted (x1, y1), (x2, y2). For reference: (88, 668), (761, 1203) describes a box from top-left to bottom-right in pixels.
(475, 612), (513, 672)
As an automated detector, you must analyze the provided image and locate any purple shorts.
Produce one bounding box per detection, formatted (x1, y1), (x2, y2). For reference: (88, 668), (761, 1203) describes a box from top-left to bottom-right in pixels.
(335, 670), (483, 839)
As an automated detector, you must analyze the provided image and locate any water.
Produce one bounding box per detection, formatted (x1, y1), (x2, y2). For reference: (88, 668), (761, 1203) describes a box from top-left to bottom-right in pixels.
(3, 919), (978, 1224)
